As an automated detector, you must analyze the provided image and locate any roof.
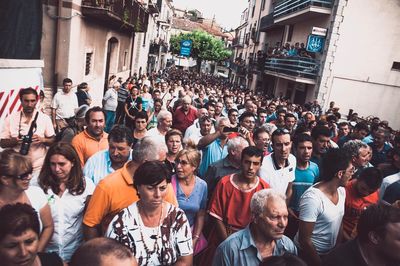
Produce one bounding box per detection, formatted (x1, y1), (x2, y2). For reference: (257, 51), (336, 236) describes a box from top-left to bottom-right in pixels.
(171, 17), (227, 38)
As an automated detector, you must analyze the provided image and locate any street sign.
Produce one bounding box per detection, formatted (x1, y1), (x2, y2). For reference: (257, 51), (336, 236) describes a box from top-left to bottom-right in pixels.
(306, 35), (325, 53)
(180, 40), (192, 57)
(312, 27), (327, 37)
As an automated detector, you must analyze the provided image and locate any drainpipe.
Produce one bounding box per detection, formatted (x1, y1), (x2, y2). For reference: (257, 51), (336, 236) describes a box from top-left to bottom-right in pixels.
(52, 0), (62, 95)
(129, 31), (136, 77)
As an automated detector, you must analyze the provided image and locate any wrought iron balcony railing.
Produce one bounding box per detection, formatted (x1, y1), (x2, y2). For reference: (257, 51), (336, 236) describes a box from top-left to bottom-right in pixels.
(81, 0), (149, 32)
(264, 56), (320, 80)
(274, 0), (333, 20)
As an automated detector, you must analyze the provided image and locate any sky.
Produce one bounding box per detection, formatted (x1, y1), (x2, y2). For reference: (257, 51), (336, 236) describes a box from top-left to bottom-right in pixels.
(172, 0), (249, 30)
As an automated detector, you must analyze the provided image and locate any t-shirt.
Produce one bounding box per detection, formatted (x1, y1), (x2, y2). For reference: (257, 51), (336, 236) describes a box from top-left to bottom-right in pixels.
(294, 186), (346, 254)
(343, 179), (379, 238)
(209, 174), (270, 231)
(379, 172), (400, 201)
(289, 162), (319, 212)
(51, 91), (78, 119)
(173, 176), (208, 226)
(258, 153), (296, 195)
(103, 88), (118, 111)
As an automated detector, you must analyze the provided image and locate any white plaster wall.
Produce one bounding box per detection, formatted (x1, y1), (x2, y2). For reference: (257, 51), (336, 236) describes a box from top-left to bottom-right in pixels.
(325, 0), (400, 129)
(290, 16), (330, 46)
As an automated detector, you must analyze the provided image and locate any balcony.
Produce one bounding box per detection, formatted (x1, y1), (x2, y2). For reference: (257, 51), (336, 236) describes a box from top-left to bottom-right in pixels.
(264, 56), (320, 84)
(81, 0), (149, 32)
(230, 61), (247, 76)
(232, 37), (244, 47)
(148, 0), (159, 14)
(149, 43), (160, 55)
(260, 13), (284, 32)
(273, 0), (333, 24)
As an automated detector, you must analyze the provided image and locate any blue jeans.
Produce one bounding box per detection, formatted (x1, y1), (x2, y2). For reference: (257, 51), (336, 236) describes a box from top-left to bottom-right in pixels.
(104, 110), (116, 133)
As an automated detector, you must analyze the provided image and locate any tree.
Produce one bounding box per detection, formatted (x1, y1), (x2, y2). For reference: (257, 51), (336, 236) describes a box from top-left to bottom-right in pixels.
(169, 30), (232, 73)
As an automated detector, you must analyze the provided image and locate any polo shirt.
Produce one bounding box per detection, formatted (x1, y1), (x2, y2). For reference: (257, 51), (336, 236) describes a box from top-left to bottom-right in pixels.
(83, 149), (133, 185)
(212, 226), (297, 266)
(71, 129), (109, 167)
(172, 106), (198, 134)
(83, 162), (178, 231)
(199, 138), (228, 178)
(258, 153), (296, 195)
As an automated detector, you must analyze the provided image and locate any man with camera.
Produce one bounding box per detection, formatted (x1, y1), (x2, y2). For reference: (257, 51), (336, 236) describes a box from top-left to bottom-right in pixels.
(0, 87), (55, 177)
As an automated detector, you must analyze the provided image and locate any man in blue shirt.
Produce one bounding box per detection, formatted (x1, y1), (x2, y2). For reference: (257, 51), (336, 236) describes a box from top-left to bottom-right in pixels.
(287, 133), (319, 238)
(83, 125), (133, 185)
(212, 189), (297, 266)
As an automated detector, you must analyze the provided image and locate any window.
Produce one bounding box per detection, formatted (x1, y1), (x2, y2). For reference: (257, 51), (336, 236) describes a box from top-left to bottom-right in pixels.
(123, 50), (128, 67)
(85, 52), (93, 76)
(287, 25), (294, 43)
(261, 0), (266, 10)
(392, 61), (400, 71)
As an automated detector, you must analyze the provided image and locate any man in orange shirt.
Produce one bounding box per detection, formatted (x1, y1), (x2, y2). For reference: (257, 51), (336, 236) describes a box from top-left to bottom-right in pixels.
(83, 136), (178, 240)
(72, 106), (109, 166)
(343, 167), (383, 240)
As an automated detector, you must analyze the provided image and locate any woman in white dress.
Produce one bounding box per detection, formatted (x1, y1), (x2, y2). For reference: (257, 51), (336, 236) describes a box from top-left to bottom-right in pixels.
(0, 149), (53, 252)
(38, 142), (95, 262)
(107, 161), (193, 266)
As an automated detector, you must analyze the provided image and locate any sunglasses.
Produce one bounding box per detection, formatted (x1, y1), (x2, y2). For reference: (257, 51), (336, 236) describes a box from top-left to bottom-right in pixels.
(8, 170), (33, 180)
(175, 159), (190, 166)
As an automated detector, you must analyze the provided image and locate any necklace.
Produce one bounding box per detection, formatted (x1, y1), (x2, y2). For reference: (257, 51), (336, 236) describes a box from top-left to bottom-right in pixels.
(137, 202), (164, 262)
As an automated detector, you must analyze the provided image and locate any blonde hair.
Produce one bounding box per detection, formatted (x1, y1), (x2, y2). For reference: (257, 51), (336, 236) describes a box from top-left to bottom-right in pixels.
(176, 148), (201, 168)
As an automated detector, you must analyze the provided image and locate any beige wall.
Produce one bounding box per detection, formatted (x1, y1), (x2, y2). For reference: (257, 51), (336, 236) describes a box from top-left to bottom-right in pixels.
(321, 0), (400, 129)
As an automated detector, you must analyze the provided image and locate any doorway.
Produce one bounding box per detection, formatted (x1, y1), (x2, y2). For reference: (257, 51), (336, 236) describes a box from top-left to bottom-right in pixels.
(104, 37), (119, 94)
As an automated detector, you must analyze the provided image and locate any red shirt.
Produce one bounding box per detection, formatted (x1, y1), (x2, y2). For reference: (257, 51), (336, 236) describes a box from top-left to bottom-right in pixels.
(343, 179), (379, 238)
(208, 174), (270, 231)
(172, 106), (197, 134)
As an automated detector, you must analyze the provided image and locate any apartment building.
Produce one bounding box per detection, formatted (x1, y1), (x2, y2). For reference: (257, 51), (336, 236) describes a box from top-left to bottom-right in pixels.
(232, 0), (400, 128)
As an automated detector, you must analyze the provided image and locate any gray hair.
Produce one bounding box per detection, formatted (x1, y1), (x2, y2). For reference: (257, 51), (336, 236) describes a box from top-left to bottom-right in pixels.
(250, 189), (286, 217)
(132, 136), (167, 163)
(157, 110), (172, 122)
(216, 117), (230, 127)
(342, 140), (369, 157)
(227, 136), (249, 153)
(262, 123), (278, 135)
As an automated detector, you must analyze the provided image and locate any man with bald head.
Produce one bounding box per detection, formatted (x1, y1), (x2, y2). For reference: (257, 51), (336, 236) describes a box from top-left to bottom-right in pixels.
(172, 95), (198, 135)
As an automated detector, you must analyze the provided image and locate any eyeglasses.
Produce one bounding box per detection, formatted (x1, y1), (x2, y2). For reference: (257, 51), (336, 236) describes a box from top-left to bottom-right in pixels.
(8, 170), (33, 180)
(175, 159), (190, 166)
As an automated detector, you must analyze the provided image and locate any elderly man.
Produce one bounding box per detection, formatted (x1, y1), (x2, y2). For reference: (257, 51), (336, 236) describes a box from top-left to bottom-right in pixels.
(146, 110), (173, 138)
(343, 140), (372, 176)
(102, 81), (120, 132)
(72, 106), (109, 167)
(212, 189), (297, 266)
(0, 87), (55, 176)
(204, 136), (249, 198)
(83, 136), (178, 240)
(83, 125), (133, 185)
(184, 114), (214, 145)
(172, 95), (197, 135)
(183, 108), (213, 142)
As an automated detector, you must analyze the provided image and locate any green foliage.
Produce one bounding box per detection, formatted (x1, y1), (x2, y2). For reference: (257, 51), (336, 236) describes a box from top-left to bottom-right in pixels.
(169, 30), (232, 62)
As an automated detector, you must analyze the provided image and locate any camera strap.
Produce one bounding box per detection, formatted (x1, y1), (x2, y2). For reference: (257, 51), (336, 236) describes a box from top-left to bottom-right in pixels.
(26, 111), (39, 137)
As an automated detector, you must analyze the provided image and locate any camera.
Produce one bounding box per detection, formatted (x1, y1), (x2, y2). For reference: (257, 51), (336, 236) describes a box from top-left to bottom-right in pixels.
(20, 135), (32, 155)
(223, 127), (239, 133)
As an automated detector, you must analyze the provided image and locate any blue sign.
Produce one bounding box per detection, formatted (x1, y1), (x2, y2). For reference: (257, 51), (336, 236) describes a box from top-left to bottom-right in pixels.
(306, 35), (325, 53)
(180, 40), (192, 57)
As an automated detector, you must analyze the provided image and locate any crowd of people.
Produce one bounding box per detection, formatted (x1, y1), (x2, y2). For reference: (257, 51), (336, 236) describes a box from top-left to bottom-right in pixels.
(0, 68), (400, 266)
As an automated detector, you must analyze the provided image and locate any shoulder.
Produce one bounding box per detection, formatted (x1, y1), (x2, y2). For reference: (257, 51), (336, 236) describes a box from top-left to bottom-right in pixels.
(196, 176), (207, 188)
(277, 235), (297, 254)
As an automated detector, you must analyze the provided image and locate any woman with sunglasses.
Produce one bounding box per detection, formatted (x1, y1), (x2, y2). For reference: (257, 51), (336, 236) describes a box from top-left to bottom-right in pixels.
(107, 161), (193, 265)
(172, 148), (208, 256)
(0, 149), (54, 252)
(38, 142), (95, 262)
